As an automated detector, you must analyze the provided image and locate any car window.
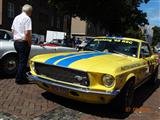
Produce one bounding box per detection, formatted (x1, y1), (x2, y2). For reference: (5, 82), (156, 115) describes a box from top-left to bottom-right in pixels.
(85, 38), (139, 57)
(0, 31), (11, 40)
(140, 43), (151, 58)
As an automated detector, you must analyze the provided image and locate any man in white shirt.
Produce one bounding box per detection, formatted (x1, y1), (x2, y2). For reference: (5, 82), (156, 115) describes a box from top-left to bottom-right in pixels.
(11, 4), (32, 84)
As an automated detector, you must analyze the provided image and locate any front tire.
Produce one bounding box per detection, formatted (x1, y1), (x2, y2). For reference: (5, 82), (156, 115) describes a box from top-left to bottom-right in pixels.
(150, 67), (159, 86)
(2, 55), (18, 76)
(115, 80), (135, 113)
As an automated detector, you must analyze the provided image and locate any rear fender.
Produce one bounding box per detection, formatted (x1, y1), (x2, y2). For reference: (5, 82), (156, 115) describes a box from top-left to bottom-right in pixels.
(1, 51), (17, 60)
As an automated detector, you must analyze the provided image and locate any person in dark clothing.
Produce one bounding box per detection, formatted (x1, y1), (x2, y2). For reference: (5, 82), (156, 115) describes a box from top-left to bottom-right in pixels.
(11, 4), (32, 84)
(71, 36), (76, 47)
(75, 38), (82, 47)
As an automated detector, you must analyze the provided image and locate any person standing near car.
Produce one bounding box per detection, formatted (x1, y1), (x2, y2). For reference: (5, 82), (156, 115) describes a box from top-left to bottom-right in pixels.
(11, 4), (32, 84)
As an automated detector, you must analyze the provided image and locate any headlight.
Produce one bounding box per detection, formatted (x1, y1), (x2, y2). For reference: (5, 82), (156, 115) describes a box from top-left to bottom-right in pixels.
(102, 74), (115, 87)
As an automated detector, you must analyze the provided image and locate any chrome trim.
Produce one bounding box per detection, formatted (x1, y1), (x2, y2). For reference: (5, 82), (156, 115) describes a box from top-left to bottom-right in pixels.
(33, 62), (90, 86)
(27, 72), (120, 96)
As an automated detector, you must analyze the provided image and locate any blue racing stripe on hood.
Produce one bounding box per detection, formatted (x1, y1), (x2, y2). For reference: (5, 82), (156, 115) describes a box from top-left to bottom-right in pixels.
(45, 54), (75, 64)
(45, 52), (92, 64)
(56, 52), (110, 67)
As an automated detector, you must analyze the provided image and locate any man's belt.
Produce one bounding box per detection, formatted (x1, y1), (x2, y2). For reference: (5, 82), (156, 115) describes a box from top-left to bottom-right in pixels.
(15, 39), (27, 42)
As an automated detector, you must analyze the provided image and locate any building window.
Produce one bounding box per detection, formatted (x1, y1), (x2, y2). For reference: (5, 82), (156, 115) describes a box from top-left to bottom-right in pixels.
(63, 15), (68, 31)
(51, 16), (54, 27)
(39, 13), (48, 24)
(57, 17), (60, 29)
(8, 2), (14, 18)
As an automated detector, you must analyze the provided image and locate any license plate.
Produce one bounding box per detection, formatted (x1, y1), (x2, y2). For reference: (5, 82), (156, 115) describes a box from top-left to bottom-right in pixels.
(51, 86), (68, 94)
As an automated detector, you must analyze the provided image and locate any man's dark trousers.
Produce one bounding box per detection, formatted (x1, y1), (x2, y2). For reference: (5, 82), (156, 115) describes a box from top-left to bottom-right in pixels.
(14, 41), (30, 82)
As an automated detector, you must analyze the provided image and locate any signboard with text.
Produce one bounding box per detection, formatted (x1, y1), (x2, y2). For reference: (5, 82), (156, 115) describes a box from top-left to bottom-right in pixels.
(46, 30), (66, 43)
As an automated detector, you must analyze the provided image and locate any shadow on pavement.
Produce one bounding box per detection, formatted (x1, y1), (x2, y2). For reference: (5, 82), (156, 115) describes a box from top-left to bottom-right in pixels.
(0, 67), (31, 79)
(133, 80), (160, 109)
(0, 72), (15, 79)
(42, 79), (160, 119)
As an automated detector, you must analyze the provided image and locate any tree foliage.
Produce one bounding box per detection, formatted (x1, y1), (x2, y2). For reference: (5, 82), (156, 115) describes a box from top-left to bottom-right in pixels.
(48, 0), (149, 37)
(152, 26), (160, 46)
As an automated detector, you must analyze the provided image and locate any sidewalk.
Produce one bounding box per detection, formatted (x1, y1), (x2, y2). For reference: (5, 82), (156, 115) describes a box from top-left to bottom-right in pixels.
(0, 77), (160, 120)
(0, 79), (58, 119)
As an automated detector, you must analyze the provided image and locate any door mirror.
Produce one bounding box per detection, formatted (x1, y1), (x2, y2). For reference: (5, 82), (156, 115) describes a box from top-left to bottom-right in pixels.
(140, 43), (152, 58)
(151, 54), (158, 59)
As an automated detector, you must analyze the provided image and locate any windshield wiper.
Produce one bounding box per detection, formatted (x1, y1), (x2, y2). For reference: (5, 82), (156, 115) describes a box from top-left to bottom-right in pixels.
(112, 50), (127, 56)
(85, 48), (100, 52)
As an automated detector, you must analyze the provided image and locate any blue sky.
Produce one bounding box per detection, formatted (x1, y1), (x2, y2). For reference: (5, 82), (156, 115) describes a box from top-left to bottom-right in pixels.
(139, 0), (160, 26)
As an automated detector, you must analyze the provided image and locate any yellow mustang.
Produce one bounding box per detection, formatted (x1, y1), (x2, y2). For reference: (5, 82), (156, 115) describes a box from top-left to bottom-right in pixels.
(27, 37), (159, 111)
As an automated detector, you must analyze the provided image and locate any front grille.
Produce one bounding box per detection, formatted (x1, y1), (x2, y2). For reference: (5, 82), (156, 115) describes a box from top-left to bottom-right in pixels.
(34, 62), (89, 86)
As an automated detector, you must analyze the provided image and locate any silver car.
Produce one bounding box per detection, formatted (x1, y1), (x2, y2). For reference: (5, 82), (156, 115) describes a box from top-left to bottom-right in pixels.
(0, 29), (77, 75)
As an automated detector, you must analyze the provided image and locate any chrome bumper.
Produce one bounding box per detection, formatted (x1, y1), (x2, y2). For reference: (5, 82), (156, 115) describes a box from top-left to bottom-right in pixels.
(27, 72), (120, 96)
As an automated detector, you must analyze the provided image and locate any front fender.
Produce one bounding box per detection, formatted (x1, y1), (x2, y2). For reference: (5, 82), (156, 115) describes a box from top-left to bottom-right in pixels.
(116, 73), (136, 90)
(126, 73), (136, 82)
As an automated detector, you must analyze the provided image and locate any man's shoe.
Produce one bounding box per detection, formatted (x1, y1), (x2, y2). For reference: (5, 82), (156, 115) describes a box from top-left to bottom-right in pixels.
(16, 80), (28, 85)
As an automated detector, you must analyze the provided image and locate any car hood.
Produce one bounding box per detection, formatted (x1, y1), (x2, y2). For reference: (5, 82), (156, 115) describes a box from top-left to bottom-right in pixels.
(31, 51), (137, 74)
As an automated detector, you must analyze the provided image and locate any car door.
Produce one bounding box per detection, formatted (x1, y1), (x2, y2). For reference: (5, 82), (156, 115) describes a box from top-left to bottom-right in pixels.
(140, 43), (155, 78)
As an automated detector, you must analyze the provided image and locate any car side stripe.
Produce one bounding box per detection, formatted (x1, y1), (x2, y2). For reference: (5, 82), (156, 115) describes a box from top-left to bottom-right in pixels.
(56, 52), (110, 67)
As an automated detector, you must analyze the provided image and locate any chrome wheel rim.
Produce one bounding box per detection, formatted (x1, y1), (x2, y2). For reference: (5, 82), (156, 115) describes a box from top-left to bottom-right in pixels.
(7, 60), (16, 71)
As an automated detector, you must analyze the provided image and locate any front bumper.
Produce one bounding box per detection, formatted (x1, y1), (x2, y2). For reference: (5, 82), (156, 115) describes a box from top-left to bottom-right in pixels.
(27, 72), (120, 103)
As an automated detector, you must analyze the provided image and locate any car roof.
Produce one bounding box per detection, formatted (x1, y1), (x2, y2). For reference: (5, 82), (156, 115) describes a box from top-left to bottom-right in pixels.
(95, 36), (146, 43)
(0, 29), (12, 34)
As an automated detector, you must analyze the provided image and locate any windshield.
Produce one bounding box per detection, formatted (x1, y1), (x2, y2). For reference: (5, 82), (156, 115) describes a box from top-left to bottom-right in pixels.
(85, 38), (139, 57)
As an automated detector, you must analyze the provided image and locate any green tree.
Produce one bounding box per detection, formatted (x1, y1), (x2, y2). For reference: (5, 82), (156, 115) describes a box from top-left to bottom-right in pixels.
(152, 26), (160, 46)
(48, 0), (149, 38)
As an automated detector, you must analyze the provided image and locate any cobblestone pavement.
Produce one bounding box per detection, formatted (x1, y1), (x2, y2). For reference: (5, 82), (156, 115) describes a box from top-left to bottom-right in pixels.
(0, 73), (160, 120)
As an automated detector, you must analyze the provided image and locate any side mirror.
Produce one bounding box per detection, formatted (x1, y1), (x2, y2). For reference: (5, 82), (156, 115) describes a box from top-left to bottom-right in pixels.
(151, 54), (158, 59)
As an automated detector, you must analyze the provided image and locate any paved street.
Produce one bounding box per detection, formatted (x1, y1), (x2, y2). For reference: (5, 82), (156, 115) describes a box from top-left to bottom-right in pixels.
(0, 73), (160, 120)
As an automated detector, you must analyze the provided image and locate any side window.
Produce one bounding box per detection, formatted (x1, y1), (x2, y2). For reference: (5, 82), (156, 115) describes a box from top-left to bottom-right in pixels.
(140, 43), (152, 58)
(0, 31), (11, 40)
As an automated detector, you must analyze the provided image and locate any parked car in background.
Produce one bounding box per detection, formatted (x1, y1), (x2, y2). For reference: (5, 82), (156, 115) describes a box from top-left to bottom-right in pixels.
(32, 34), (39, 44)
(32, 33), (45, 45)
(0, 29), (13, 40)
(28, 36), (159, 111)
(78, 37), (93, 48)
(0, 29), (77, 75)
(42, 39), (65, 47)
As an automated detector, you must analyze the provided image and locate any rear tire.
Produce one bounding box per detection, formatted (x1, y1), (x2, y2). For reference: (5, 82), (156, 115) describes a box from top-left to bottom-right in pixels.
(2, 55), (18, 76)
